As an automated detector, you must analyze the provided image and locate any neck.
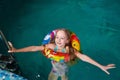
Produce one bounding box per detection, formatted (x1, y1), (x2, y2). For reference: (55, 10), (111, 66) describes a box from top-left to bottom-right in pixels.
(56, 45), (66, 52)
(57, 46), (65, 50)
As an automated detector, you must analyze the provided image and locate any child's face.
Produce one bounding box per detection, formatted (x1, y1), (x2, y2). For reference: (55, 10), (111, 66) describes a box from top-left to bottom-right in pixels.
(55, 30), (69, 48)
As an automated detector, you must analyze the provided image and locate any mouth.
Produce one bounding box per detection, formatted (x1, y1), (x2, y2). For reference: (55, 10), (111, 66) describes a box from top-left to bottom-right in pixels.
(56, 42), (62, 46)
(57, 42), (61, 45)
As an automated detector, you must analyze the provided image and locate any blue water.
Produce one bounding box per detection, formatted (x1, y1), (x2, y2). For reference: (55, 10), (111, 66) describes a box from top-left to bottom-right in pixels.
(0, 0), (120, 80)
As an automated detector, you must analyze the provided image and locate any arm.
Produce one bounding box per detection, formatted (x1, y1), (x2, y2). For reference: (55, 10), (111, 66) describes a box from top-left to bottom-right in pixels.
(8, 42), (44, 53)
(75, 51), (115, 75)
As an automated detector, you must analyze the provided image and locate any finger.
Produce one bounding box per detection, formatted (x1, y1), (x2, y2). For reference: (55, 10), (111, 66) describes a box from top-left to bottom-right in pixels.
(8, 50), (12, 53)
(107, 64), (115, 67)
(8, 41), (13, 47)
(108, 67), (116, 69)
(101, 68), (110, 75)
(104, 70), (110, 75)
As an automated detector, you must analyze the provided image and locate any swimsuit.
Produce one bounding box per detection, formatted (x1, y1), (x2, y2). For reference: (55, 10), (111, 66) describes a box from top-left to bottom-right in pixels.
(51, 46), (68, 76)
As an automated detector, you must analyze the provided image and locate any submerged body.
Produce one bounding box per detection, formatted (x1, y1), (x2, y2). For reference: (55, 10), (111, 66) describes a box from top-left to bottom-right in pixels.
(49, 46), (69, 80)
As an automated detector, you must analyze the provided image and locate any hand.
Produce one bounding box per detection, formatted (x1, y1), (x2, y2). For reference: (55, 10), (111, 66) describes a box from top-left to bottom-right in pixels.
(100, 64), (116, 75)
(8, 41), (16, 53)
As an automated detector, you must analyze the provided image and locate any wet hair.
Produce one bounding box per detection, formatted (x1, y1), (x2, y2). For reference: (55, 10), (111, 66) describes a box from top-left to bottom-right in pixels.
(51, 28), (78, 65)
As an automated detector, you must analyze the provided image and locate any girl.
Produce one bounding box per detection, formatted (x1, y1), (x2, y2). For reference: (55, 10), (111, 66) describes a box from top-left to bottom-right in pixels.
(8, 28), (115, 80)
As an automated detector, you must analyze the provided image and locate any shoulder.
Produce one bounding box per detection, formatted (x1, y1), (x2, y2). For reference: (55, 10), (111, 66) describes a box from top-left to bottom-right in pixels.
(45, 43), (55, 50)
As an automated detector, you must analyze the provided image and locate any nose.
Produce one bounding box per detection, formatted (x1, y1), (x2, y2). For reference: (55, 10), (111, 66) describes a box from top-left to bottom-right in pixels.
(58, 38), (61, 42)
